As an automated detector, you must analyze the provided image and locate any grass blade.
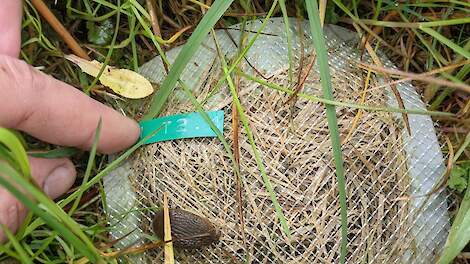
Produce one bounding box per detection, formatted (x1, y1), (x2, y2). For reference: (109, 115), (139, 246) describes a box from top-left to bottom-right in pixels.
(68, 120), (102, 215)
(57, 125), (164, 209)
(0, 163), (100, 262)
(279, 0), (293, 82)
(211, 24), (291, 238)
(238, 70), (452, 117)
(0, 128), (31, 179)
(28, 147), (78, 159)
(439, 201), (470, 264)
(438, 136), (470, 264)
(1, 224), (32, 264)
(420, 27), (470, 60)
(162, 193), (175, 264)
(20, 125), (163, 250)
(305, 1), (348, 263)
(84, 0), (121, 95)
(143, 0), (235, 119)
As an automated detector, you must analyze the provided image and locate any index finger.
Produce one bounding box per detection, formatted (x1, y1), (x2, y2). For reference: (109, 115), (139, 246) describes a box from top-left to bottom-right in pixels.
(0, 55), (140, 154)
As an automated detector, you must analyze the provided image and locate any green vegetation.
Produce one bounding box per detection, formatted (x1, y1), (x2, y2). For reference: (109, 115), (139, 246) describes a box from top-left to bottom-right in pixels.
(0, 0), (468, 263)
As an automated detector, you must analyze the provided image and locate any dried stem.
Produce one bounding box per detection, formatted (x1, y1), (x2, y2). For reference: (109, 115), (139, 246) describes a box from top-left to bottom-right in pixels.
(31, 0), (90, 60)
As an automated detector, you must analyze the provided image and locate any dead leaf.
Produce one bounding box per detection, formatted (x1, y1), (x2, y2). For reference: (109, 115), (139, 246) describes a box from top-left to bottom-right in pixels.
(65, 54), (154, 99)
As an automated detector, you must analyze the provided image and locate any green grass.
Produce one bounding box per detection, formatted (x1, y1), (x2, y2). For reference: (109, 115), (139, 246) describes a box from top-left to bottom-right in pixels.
(0, 0), (468, 263)
(0, 130), (102, 262)
(210, 14), (293, 238)
(305, 1), (347, 262)
(143, 0), (236, 119)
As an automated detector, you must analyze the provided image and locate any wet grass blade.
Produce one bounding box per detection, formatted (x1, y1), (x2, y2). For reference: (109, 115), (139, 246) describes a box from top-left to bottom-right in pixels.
(0, 163), (101, 262)
(28, 147), (78, 159)
(68, 120), (102, 215)
(0, 128), (31, 179)
(420, 27), (470, 60)
(438, 133), (470, 264)
(305, 1), (348, 263)
(1, 224), (32, 264)
(211, 27), (291, 238)
(143, 0), (235, 119)
(54, 125), (163, 212)
(238, 70), (452, 117)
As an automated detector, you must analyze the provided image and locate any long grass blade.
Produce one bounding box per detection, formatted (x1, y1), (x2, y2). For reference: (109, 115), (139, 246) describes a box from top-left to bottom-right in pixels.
(68, 120), (102, 215)
(438, 134), (470, 263)
(305, 1), (348, 263)
(238, 70), (452, 117)
(85, 0), (121, 94)
(0, 128), (31, 179)
(0, 163), (101, 262)
(58, 125), (164, 209)
(212, 28), (291, 238)
(21, 125), (163, 245)
(1, 224), (32, 264)
(420, 27), (470, 60)
(341, 17), (470, 28)
(202, 1), (279, 103)
(143, 0), (235, 119)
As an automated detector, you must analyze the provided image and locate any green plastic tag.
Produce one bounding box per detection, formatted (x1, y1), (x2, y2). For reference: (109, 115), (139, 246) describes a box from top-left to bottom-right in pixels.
(139, 111), (224, 144)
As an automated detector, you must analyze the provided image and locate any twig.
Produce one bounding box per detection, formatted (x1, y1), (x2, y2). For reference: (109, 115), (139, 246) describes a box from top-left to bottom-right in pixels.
(31, 0), (90, 60)
(146, 0), (168, 73)
(146, 0), (162, 38)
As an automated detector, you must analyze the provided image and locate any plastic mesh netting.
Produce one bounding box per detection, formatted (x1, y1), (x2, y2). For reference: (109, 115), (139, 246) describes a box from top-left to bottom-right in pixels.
(103, 18), (450, 263)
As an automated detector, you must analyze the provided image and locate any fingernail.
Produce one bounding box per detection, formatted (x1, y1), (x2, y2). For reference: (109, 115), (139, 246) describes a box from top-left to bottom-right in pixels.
(43, 165), (73, 199)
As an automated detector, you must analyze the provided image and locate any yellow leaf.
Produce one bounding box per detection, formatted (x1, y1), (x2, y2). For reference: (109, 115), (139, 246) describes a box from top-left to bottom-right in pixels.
(65, 54), (154, 99)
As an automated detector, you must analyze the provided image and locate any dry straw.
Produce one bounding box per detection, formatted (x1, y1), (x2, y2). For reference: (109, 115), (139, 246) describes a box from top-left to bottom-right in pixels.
(129, 54), (413, 263)
(103, 19), (449, 264)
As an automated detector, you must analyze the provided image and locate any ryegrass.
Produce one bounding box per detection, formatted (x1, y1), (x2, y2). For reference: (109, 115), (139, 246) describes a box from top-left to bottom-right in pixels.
(84, 0), (122, 94)
(305, 1), (347, 262)
(143, 0), (235, 119)
(0, 129), (31, 181)
(439, 132), (470, 264)
(0, 0), (468, 263)
(1, 225), (31, 264)
(238, 70), (453, 117)
(0, 160), (102, 262)
(0, 122), (161, 262)
(68, 120), (102, 215)
(211, 18), (292, 238)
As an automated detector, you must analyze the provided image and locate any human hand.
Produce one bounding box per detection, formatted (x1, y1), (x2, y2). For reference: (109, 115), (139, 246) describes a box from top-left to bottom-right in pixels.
(0, 0), (140, 241)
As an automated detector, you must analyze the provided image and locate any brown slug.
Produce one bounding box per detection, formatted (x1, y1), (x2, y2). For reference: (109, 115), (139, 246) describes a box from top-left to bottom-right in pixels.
(152, 208), (220, 249)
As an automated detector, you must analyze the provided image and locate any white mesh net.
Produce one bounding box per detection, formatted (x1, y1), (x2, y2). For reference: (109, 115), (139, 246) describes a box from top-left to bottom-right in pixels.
(103, 18), (450, 263)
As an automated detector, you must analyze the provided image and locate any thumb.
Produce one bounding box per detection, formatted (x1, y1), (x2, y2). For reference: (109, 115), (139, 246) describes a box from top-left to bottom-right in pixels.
(0, 157), (76, 242)
(29, 157), (77, 199)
